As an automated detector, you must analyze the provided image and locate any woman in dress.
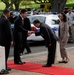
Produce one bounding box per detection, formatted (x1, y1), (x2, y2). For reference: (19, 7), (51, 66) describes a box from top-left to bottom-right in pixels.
(58, 12), (69, 63)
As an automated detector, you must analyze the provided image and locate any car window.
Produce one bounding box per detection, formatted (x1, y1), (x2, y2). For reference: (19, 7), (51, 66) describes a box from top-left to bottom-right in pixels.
(51, 19), (60, 25)
(28, 16), (46, 23)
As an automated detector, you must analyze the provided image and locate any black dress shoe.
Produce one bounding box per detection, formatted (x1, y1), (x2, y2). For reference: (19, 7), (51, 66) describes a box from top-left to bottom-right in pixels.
(14, 61), (26, 64)
(0, 69), (9, 74)
(59, 61), (68, 63)
(6, 67), (11, 71)
(42, 64), (52, 67)
(25, 52), (31, 54)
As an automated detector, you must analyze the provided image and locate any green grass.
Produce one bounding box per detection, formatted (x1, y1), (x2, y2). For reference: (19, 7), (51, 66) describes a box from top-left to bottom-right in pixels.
(19, 1), (40, 9)
(19, 2), (40, 9)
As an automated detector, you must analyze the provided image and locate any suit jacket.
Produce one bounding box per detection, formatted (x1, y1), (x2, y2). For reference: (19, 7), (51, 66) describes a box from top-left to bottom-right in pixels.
(8, 16), (14, 24)
(23, 17), (31, 31)
(13, 15), (31, 40)
(59, 22), (69, 41)
(22, 17), (31, 39)
(35, 23), (58, 47)
(0, 15), (13, 46)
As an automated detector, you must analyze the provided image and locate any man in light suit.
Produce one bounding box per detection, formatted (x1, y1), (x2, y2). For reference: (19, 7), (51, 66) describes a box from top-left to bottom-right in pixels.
(0, 9), (13, 73)
(33, 20), (58, 67)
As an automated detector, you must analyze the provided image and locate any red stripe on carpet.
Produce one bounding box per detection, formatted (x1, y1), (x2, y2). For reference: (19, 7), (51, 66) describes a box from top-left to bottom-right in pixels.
(8, 61), (74, 75)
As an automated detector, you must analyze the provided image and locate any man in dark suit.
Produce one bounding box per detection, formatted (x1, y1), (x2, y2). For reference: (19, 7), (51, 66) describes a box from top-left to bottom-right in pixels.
(8, 12), (14, 24)
(20, 11), (32, 54)
(33, 20), (58, 67)
(13, 9), (33, 64)
(0, 9), (13, 72)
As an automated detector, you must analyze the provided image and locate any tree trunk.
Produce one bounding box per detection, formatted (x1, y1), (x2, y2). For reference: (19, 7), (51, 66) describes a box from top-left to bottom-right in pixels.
(50, 0), (67, 13)
(34, 0), (67, 13)
(13, 0), (21, 11)
(10, 0), (14, 10)
(14, 3), (19, 11)
(58, 0), (67, 13)
(4, 3), (10, 9)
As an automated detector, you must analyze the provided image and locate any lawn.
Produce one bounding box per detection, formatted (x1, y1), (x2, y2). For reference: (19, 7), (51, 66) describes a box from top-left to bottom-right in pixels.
(20, 4), (40, 9)
(19, 1), (40, 9)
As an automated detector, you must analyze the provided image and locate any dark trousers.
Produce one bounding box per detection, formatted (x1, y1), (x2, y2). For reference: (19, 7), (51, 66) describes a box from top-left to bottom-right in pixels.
(47, 41), (56, 65)
(20, 40), (31, 53)
(69, 26), (72, 38)
(5, 44), (10, 69)
(14, 38), (21, 63)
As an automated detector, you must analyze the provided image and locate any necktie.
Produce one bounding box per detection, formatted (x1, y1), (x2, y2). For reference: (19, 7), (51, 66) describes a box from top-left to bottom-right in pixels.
(22, 19), (24, 25)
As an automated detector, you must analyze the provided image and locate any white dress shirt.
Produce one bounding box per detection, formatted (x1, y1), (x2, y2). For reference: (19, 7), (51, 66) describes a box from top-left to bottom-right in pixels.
(66, 12), (74, 26)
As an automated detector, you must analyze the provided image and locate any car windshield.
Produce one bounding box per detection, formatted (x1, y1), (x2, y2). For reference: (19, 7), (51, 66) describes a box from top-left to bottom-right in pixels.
(51, 19), (60, 25)
(28, 16), (46, 23)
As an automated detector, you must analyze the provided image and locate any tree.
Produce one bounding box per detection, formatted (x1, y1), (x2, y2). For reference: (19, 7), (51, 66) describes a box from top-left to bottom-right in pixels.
(13, 0), (32, 10)
(1, 0), (11, 9)
(1, 0), (67, 12)
(12, 0), (22, 10)
(34, 0), (49, 4)
(21, 1), (32, 8)
(1, 0), (15, 10)
(1, 0), (23, 10)
(34, 0), (67, 13)
(50, 0), (67, 13)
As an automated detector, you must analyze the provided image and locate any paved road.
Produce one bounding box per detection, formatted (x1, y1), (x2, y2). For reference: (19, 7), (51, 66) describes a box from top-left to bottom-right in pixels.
(9, 41), (74, 57)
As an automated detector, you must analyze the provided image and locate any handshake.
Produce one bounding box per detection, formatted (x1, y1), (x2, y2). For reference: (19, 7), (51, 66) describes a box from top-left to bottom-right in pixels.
(28, 31), (35, 36)
(28, 27), (36, 36)
(28, 27), (40, 36)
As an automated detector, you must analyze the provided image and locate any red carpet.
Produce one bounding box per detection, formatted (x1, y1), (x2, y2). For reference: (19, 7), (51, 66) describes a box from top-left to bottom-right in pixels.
(8, 61), (74, 75)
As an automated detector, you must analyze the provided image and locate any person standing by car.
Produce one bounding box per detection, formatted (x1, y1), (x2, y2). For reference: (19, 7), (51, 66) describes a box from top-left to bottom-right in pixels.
(19, 9), (32, 54)
(33, 20), (58, 67)
(66, 8), (74, 42)
(0, 9), (13, 74)
(58, 13), (69, 63)
(33, 9), (37, 15)
(13, 9), (33, 64)
(8, 12), (14, 24)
